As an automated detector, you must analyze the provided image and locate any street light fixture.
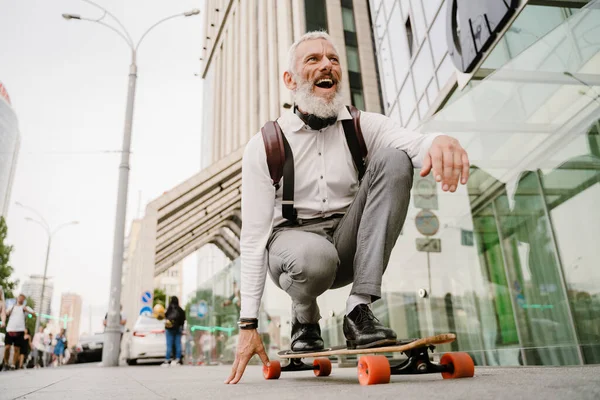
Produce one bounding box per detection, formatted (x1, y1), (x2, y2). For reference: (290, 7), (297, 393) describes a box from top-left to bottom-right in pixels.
(16, 202), (79, 334)
(62, 0), (200, 367)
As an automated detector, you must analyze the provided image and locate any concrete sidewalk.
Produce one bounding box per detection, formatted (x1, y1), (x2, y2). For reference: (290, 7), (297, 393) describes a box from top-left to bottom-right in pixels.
(1, 363), (599, 400)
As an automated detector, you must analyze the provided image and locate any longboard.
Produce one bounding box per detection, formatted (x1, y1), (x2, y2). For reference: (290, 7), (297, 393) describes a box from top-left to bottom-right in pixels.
(263, 333), (475, 385)
(278, 333), (456, 358)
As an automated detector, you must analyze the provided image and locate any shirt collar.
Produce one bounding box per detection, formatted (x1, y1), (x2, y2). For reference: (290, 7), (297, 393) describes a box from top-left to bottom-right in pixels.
(278, 105), (351, 133)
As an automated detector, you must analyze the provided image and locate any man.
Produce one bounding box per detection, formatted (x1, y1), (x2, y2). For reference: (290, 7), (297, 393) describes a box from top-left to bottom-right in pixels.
(225, 31), (470, 384)
(2, 294), (36, 371)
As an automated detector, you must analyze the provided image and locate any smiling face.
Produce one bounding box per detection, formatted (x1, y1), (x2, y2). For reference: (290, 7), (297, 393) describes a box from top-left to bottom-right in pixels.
(284, 38), (344, 118)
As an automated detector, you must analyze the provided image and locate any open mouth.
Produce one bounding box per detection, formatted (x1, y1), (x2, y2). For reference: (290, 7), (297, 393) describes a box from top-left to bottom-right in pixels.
(315, 78), (335, 89)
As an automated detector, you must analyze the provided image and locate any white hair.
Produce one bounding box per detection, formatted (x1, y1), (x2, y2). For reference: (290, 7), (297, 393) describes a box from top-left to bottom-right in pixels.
(287, 31), (341, 74)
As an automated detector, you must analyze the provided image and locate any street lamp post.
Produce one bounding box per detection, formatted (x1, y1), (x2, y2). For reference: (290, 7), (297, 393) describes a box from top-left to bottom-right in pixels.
(16, 202), (78, 334)
(62, 1), (200, 366)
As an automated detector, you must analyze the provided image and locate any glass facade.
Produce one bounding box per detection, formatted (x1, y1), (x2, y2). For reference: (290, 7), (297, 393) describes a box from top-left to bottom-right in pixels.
(0, 86), (20, 217)
(192, 1), (600, 367)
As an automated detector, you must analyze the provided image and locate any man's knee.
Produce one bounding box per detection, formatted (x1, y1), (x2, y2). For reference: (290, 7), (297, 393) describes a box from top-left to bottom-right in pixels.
(369, 148), (414, 188)
(270, 244), (338, 300)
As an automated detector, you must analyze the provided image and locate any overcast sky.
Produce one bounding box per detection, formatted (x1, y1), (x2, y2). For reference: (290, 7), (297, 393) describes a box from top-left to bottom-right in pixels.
(1, 0), (205, 334)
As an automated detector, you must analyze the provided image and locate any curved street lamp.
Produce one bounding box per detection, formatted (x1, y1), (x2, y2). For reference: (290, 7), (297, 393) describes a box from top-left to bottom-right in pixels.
(61, 0), (200, 367)
(15, 202), (79, 334)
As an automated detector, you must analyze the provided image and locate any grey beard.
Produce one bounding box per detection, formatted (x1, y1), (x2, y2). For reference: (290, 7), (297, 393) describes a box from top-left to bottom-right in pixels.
(293, 77), (344, 119)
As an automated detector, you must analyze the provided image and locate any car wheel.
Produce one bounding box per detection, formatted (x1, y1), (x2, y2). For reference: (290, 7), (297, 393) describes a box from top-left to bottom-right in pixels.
(126, 359), (137, 366)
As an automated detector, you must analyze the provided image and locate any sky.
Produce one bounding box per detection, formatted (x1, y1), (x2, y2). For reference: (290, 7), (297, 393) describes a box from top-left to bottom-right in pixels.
(1, 0), (205, 334)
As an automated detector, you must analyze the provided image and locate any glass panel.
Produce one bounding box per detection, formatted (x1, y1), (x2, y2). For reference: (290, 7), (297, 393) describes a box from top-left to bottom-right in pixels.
(483, 5), (576, 69)
(495, 178), (580, 365)
(423, 0), (445, 25)
(429, 4), (448, 66)
(542, 124), (600, 364)
(351, 89), (366, 110)
(341, 7), (356, 32)
(399, 76), (415, 124)
(412, 40), (435, 98)
(409, 0), (427, 45)
(304, 0), (328, 32)
(346, 46), (361, 73)
(378, 33), (399, 110)
(388, 2), (411, 85)
(436, 54), (455, 89)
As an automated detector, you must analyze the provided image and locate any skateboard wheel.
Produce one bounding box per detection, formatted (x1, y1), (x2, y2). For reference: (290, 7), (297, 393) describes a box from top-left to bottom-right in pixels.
(357, 355), (390, 386)
(263, 360), (281, 380)
(313, 358), (332, 377)
(440, 352), (475, 379)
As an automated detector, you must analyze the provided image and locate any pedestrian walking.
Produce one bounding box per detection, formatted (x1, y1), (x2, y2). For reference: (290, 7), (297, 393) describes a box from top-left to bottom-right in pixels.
(53, 328), (67, 366)
(45, 333), (54, 367)
(1, 294), (36, 371)
(19, 328), (32, 369)
(31, 326), (46, 368)
(161, 296), (186, 367)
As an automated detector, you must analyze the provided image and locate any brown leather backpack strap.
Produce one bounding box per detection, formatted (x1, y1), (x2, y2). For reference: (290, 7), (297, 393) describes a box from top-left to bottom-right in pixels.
(261, 121), (286, 188)
(348, 105), (368, 159)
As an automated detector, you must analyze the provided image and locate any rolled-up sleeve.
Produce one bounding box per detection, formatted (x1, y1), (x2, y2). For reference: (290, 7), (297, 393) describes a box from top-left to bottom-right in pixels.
(239, 133), (276, 319)
(360, 111), (442, 168)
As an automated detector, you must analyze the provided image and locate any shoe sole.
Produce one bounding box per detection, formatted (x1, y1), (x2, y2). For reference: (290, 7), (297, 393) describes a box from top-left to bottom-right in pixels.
(346, 338), (398, 350)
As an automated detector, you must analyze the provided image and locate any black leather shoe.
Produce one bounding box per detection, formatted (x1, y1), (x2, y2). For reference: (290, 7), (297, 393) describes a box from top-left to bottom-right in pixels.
(343, 304), (397, 349)
(291, 322), (324, 352)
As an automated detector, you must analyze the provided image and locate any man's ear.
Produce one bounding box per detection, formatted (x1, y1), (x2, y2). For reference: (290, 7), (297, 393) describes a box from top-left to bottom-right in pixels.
(283, 71), (297, 91)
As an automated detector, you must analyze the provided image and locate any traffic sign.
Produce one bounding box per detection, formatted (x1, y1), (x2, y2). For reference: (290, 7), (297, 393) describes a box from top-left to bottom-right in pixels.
(415, 210), (440, 236)
(197, 301), (208, 318)
(416, 238), (442, 253)
(413, 174), (438, 210)
(139, 306), (153, 316)
(141, 291), (152, 304)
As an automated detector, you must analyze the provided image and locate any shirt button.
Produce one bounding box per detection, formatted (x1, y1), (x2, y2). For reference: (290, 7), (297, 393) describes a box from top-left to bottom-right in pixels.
(318, 152), (322, 156)
(320, 175), (323, 179)
(322, 199), (326, 203)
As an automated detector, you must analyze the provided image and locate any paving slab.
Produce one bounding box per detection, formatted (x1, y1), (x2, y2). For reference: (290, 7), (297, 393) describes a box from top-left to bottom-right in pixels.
(1, 363), (599, 400)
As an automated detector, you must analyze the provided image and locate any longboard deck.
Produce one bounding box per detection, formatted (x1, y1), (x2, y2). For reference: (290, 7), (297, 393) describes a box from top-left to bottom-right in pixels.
(278, 333), (456, 359)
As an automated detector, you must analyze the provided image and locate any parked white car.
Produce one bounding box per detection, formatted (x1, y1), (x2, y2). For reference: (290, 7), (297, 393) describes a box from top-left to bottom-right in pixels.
(124, 315), (166, 365)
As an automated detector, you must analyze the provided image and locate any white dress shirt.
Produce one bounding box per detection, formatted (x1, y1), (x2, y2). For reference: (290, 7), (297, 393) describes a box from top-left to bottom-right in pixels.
(239, 107), (440, 318)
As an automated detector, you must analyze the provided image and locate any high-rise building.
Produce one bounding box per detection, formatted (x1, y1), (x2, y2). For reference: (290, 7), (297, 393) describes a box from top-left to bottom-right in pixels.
(0, 81), (21, 217)
(21, 274), (54, 318)
(59, 293), (82, 348)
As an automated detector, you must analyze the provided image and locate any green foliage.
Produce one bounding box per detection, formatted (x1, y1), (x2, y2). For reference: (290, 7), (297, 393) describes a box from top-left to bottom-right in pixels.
(0, 216), (18, 300)
(153, 288), (166, 307)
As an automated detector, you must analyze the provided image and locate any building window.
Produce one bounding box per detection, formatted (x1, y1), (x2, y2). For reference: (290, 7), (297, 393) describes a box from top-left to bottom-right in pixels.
(346, 46), (361, 73)
(342, 7), (356, 32)
(405, 16), (415, 57)
(351, 90), (365, 110)
(305, 0), (328, 32)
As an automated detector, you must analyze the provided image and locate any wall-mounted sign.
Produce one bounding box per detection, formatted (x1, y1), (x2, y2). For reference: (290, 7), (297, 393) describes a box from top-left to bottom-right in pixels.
(446, 0), (519, 73)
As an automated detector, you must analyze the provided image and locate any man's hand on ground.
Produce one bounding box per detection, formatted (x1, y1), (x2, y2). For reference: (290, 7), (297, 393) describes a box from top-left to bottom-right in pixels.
(421, 135), (470, 192)
(225, 329), (270, 384)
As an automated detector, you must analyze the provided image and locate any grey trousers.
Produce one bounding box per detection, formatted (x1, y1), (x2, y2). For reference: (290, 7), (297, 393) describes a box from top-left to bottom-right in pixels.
(267, 148), (413, 324)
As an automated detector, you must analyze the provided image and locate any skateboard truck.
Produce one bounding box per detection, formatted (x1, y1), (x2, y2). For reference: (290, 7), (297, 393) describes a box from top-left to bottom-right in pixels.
(390, 345), (453, 375)
(281, 358), (317, 373)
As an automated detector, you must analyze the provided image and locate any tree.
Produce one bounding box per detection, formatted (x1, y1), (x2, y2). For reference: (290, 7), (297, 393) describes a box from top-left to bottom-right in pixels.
(153, 288), (166, 307)
(0, 216), (18, 300)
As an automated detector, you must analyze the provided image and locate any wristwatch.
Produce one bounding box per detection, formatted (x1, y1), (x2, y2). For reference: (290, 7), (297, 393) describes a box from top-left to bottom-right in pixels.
(237, 318), (258, 330)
